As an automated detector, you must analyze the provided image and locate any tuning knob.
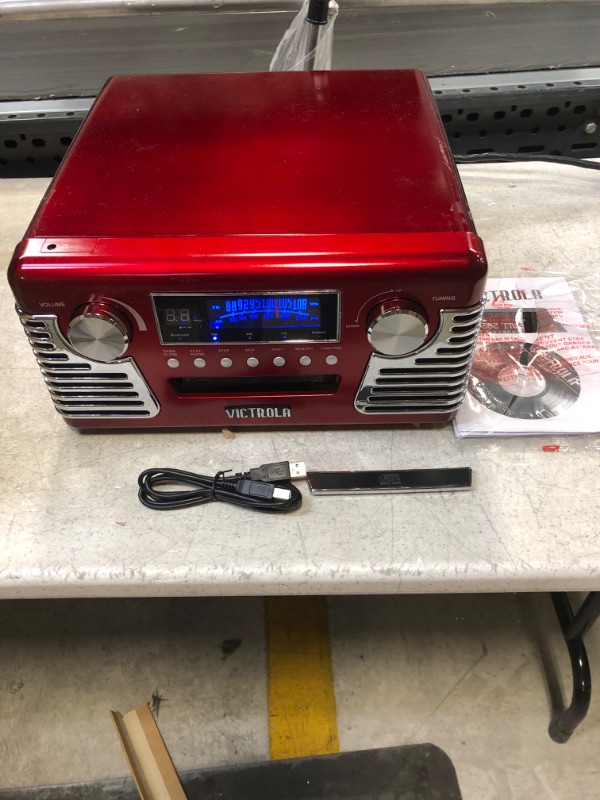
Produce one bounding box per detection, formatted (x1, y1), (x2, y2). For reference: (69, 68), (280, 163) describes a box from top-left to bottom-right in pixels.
(68, 302), (130, 362)
(367, 300), (428, 356)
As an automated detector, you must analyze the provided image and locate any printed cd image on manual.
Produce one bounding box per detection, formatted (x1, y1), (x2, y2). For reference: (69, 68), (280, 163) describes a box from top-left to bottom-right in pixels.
(468, 341), (580, 420)
(454, 277), (600, 437)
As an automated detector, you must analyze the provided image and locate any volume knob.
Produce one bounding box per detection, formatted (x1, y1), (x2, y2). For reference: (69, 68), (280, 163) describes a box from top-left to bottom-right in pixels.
(367, 300), (428, 356)
(68, 303), (130, 362)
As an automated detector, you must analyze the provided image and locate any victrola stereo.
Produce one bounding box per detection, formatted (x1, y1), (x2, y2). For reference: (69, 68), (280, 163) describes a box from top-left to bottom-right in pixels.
(8, 70), (487, 429)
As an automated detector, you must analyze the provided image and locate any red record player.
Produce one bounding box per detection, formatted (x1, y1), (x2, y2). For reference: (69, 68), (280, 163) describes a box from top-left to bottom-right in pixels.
(8, 69), (487, 429)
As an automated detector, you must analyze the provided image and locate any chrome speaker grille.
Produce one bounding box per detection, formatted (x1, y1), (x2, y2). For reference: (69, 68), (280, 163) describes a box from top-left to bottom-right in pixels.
(355, 303), (484, 415)
(18, 309), (160, 419)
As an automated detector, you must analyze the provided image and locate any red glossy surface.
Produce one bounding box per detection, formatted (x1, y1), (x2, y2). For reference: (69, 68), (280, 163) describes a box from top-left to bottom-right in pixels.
(10, 70), (487, 430)
(29, 71), (473, 238)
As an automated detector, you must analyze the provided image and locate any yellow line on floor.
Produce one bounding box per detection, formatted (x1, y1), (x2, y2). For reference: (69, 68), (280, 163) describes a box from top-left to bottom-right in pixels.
(266, 596), (340, 760)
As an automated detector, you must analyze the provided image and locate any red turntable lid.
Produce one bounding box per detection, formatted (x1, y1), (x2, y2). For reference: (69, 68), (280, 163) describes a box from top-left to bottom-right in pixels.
(30, 70), (473, 239)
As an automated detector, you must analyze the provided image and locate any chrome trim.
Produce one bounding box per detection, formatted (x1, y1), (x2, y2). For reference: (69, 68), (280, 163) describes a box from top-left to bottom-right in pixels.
(18, 309), (160, 419)
(308, 485), (473, 496)
(354, 301), (484, 416)
(68, 309), (130, 361)
(367, 306), (428, 357)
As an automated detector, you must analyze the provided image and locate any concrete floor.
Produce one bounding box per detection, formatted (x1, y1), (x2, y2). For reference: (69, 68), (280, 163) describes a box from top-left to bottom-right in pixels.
(0, 594), (598, 798)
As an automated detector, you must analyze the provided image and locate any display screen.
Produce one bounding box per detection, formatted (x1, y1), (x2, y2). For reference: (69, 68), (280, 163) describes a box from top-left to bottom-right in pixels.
(152, 293), (340, 344)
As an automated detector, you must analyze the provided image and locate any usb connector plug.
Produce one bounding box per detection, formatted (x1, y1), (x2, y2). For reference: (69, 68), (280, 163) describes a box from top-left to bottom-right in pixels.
(246, 461), (306, 483)
(237, 479), (292, 501)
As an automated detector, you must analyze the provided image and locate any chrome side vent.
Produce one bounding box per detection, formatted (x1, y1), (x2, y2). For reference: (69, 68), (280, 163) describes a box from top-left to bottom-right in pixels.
(17, 309), (160, 419)
(355, 302), (484, 415)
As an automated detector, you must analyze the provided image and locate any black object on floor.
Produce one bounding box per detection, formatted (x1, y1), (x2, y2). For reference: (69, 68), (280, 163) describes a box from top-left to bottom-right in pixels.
(0, 744), (463, 799)
(549, 591), (600, 743)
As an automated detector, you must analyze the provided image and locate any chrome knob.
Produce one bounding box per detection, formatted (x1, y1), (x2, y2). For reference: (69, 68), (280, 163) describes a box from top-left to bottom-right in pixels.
(68, 303), (130, 362)
(367, 300), (428, 356)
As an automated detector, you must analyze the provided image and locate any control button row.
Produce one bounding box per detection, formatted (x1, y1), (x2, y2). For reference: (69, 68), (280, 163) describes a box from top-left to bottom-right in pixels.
(166, 355), (339, 369)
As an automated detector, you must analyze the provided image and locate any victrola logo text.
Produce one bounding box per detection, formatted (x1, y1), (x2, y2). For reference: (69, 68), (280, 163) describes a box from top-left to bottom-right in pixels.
(225, 406), (292, 419)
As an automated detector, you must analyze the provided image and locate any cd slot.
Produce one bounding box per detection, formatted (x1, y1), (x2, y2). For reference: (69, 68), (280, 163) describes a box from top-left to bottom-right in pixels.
(169, 375), (341, 396)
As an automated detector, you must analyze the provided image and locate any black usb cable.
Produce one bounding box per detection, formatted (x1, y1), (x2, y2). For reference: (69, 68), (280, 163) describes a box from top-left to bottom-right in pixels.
(138, 461), (306, 513)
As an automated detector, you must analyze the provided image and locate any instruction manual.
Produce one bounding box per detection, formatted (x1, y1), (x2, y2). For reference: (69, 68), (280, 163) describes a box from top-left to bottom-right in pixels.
(454, 277), (600, 437)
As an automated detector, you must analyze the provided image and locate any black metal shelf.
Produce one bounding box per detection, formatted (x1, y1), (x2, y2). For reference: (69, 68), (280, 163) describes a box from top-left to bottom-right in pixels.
(1, 69), (599, 178)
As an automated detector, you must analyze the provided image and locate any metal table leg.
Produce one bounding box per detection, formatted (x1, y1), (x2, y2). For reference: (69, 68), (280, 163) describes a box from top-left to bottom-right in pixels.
(549, 592), (600, 743)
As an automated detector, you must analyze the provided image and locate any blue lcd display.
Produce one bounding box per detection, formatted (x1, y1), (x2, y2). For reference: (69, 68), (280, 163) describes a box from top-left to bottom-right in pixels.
(153, 292), (339, 344)
(209, 296), (318, 331)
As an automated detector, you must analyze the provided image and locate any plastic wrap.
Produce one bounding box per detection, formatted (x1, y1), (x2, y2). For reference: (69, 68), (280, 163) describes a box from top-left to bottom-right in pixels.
(270, 0), (338, 72)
